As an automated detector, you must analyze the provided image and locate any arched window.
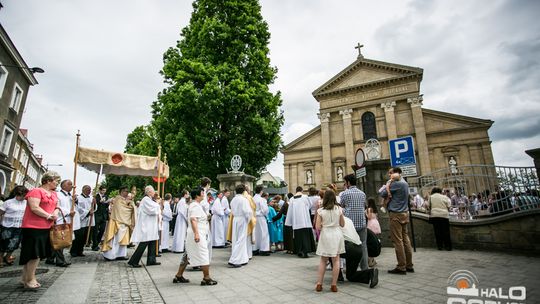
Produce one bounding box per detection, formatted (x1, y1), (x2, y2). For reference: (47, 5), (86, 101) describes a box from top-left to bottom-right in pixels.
(362, 112), (377, 140)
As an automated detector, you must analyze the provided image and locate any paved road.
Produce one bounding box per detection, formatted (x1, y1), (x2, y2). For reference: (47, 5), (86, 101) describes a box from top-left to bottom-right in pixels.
(0, 245), (538, 303)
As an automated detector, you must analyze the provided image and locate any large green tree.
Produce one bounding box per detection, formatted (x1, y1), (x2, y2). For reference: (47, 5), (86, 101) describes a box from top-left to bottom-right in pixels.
(151, 0), (283, 184)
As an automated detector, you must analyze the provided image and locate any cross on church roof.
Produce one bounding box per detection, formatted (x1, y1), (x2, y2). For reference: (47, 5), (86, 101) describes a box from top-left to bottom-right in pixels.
(355, 42), (364, 59)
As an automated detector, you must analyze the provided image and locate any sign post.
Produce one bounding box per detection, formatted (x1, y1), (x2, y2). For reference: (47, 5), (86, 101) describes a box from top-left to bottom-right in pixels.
(354, 148), (366, 178)
(388, 135), (418, 251)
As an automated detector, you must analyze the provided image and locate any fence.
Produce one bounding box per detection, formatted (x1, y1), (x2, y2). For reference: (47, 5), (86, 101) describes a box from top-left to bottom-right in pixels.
(408, 164), (540, 220)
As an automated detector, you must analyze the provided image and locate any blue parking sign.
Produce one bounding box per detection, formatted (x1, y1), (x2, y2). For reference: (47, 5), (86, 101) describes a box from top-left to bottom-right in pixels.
(389, 136), (416, 167)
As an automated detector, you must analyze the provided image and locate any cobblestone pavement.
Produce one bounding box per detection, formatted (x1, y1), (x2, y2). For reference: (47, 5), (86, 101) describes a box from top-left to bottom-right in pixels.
(1, 245), (538, 303)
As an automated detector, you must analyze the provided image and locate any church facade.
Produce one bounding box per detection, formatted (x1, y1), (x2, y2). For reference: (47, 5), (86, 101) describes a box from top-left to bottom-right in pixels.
(282, 52), (495, 194)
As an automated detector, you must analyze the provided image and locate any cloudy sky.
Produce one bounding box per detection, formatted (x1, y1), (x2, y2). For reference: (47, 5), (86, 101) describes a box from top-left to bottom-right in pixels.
(2, 0), (539, 188)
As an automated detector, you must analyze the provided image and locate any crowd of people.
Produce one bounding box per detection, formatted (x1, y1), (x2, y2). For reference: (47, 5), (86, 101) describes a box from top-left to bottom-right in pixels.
(0, 167), (426, 292)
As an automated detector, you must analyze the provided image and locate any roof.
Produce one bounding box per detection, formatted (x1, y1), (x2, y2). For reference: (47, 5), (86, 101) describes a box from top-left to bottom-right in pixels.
(312, 57), (423, 98)
(0, 23), (38, 85)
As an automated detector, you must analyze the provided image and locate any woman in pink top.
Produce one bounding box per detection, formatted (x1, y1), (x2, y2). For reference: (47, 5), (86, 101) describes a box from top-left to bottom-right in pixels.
(19, 171), (60, 289)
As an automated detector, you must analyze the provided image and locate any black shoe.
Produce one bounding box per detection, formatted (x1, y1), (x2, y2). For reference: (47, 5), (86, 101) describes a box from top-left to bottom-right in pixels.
(161, 249), (170, 253)
(388, 268), (407, 275)
(104, 257), (114, 262)
(302, 253), (309, 258)
(252, 250), (260, 256)
(70, 253), (77, 258)
(78, 253), (86, 257)
(259, 251), (271, 256)
(370, 269), (379, 288)
(337, 272), (344, 282)
(227, 263), (241, 268)
(45, 260), (55, 265)
(128, 263), (141, 268)
(212, 246), (225, 249)
(91, 247), (99, 252)
(56, 263), (69, 267)
(115, 257), (129, 261)
(147, 262), (161, 266)
(127, 244), (135, 248)
(406, 268), (415, 273)
(156, 254), (162, 257)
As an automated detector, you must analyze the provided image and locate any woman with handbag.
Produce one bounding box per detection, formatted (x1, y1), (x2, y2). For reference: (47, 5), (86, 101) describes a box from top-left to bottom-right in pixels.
(19, 171), (61, 289)
(426, 187), (452, 251)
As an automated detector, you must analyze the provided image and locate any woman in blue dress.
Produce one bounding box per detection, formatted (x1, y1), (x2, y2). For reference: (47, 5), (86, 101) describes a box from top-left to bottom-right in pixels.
(267, 195), (283, 251)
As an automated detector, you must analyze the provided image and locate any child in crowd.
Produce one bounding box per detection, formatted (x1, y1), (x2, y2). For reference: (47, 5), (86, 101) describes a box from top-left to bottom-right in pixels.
(365, 198), (381, 267)
(378, 170), (401, 213)
(315, 191), (345, 293)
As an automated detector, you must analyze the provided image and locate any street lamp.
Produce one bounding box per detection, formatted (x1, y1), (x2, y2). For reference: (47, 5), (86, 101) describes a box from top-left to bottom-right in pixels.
(0, 64), (44, 74)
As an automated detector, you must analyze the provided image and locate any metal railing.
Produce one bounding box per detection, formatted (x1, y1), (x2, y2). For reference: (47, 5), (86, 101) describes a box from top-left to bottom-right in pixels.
(408, 165), (539, 220)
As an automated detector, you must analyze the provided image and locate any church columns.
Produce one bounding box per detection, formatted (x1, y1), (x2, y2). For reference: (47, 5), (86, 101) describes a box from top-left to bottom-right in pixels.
(407, 96), (432, 174)
(318, 112), (332, 183)
(380, 101), (397, 139)
(340, 109), (355, 171)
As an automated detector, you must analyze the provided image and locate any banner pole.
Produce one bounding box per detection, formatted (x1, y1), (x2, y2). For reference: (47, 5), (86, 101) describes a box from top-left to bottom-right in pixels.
(72, 130), (80, 213)
(156, 146), (162, 196)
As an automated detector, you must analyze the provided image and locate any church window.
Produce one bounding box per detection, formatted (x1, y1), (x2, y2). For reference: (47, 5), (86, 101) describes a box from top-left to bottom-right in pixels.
(362, 112), (377, 140)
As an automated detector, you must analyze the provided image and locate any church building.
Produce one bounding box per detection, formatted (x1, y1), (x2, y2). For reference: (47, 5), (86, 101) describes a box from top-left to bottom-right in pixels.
(282, 47), (495, 196)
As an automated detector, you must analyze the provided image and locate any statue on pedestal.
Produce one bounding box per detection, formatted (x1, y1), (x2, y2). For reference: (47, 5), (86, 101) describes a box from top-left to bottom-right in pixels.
(449, 156), (458, 174)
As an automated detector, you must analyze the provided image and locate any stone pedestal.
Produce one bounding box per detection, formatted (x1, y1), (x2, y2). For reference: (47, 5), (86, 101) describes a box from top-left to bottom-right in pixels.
(217, 172), (256, 192)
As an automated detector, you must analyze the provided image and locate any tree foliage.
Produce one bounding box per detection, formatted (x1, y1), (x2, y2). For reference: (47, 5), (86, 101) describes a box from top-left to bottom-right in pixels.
(153, 0), (283, 183)
(104, 0), (283, 193)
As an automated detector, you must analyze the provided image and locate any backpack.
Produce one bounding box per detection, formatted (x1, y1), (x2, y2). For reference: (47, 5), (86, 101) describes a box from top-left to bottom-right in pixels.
(367, 228), (382, 257)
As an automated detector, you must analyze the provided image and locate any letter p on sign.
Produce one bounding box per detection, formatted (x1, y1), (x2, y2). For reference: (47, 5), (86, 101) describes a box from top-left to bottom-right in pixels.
(395, 140), (408, 158)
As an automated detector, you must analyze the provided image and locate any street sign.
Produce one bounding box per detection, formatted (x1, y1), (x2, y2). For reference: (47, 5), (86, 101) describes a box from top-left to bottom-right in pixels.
(355, 148), (365, 167)
(356, 167), (366, 178)
(389, 136), (417, 177)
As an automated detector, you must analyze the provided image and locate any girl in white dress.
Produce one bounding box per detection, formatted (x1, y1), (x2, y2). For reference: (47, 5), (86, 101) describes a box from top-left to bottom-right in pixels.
(315, 190), (345, 293)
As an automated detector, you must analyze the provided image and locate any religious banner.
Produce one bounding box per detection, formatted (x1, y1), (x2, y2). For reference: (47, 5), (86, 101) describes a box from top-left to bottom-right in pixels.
(76, 147), (169, 178)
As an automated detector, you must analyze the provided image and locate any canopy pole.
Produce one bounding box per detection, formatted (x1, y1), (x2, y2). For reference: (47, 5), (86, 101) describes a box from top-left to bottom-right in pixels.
(161, 154), (167, 198)
(72, 130), (81, 213)
(156, 146), (162, 197)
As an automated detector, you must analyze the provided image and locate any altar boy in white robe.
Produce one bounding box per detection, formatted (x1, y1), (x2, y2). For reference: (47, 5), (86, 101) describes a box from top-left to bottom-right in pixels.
(285, 186), (316, 258)
(160, 194), (173, 252)
(172, 190), (189, 253)
(211, 192), (226, 247)
(221, 189), (231, 243)
(128, 186), (161, 267)
(228, 184), (252, 267)
(71, 185), (94, 257)
(200, 177), (213, 261)
(253, 185), (270, 256)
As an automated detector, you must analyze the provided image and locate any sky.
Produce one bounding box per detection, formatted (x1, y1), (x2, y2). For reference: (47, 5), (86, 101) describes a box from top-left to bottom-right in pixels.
(1, 0), (539, 189)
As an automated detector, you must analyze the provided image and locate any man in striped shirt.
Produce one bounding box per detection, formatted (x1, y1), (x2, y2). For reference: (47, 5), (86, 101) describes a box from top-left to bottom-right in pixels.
(341, 174), (368, 270)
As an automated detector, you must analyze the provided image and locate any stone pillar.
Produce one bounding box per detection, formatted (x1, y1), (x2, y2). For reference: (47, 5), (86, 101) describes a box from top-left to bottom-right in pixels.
(340, 109), (354, 171)
(318, 112), (332, 184)
(380, 101), (397, 139)
(407, 96), (432, 174)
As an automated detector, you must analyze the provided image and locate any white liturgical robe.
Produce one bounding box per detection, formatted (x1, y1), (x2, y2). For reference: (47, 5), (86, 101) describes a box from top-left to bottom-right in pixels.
(131, 196), (160, 243)
(228, 194), (252, 265)
(160, 200), (173, 251)
(253, 194), (270, 251)
(285, 194), (313, 230)
(211, 198), (225, 247)
(222, 196), (231, 241)
(171, 197), (188, 252)
(77, 194), (95, 228)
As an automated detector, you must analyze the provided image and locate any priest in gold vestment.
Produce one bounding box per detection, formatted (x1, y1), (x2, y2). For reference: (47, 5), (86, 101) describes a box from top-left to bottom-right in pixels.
(102, 186), (136, 260)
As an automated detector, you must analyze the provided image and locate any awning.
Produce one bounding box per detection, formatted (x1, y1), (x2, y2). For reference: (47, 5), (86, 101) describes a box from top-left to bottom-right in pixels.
(76, 147), (169, 178)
